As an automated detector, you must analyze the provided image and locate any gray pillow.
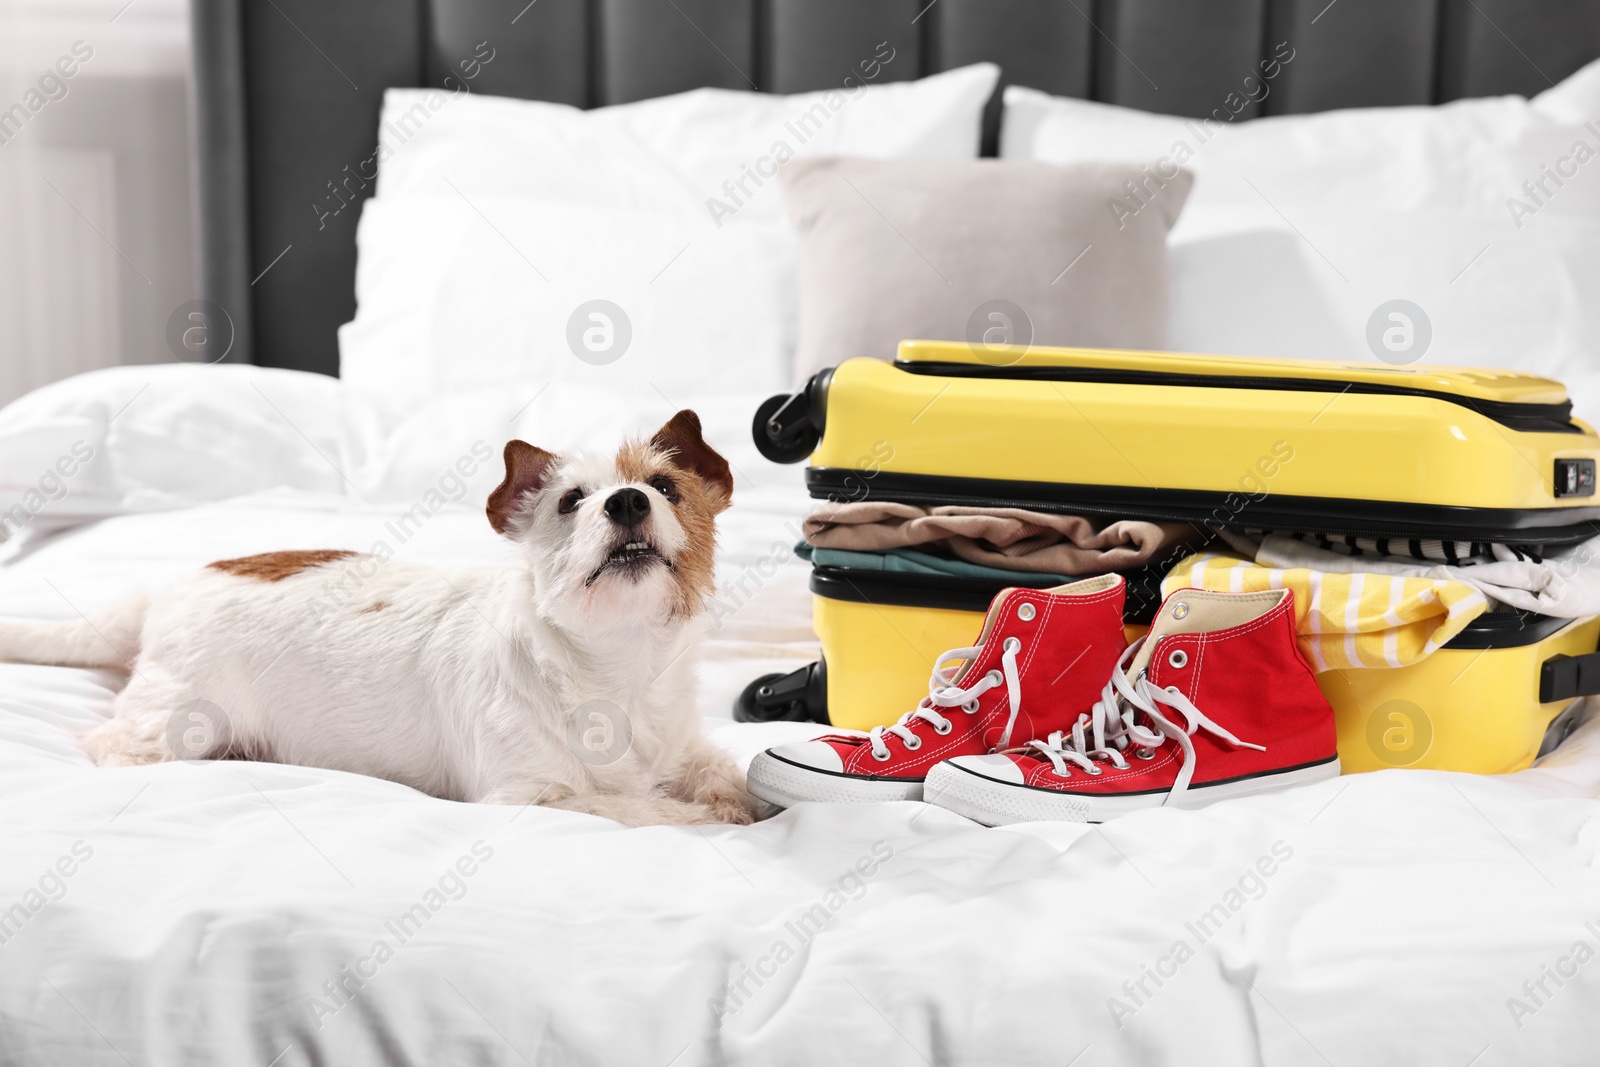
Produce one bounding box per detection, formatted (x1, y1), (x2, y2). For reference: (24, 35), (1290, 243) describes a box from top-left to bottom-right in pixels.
(781, 157), (1193, 385)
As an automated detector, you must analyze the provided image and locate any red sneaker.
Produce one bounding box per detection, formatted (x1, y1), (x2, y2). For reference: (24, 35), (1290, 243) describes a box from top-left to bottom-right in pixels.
(746, 574), (1128, 807)
(924, 588), (1339, 824)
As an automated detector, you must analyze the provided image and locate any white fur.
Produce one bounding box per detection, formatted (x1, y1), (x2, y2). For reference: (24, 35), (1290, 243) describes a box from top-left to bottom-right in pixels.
(0, 442), (763, 827)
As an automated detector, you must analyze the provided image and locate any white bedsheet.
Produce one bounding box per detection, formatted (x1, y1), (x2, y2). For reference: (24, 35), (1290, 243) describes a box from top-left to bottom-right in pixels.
(2, 370), (1599, 1065)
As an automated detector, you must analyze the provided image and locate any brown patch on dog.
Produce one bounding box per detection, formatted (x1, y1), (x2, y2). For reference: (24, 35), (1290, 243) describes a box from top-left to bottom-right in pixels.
(615, 439), (663, 487)
(360, 601), (388, 614)
(208, 549), (357, 582)
(651, 410), (733, 502)
(488, 440), (559, 536)
(663, 463), (723, 618)
(616, 410), (733, 618)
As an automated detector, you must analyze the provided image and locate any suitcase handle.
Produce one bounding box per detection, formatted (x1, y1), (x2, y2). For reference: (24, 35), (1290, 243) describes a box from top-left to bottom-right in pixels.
(1540, 650), (1600, 702)
(751, 369), (832, 464)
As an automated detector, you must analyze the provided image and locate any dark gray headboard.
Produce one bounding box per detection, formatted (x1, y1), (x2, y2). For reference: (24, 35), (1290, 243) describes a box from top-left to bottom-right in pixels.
(193, 0), (1600, 377)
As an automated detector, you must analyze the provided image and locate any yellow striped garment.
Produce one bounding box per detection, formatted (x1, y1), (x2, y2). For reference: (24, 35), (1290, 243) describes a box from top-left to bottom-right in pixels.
(1160, 552), (1489, 671)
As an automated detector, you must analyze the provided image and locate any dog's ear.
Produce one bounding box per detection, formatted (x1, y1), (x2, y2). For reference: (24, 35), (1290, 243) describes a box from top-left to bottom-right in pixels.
(487, 440), (558, 535)
(652, 410), (733, 505)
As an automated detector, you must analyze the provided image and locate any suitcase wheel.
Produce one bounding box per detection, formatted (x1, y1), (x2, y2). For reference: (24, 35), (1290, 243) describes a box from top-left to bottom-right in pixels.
(751, 369), (831, 464)
(752, 394), (819, 464)
(734, 660), (830, 724)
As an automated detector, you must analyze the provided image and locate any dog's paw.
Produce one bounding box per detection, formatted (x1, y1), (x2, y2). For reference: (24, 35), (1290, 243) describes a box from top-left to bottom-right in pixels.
(694, 793), (755, 825)
(702, 796), (755, 825)
(699, 787), (773, 825)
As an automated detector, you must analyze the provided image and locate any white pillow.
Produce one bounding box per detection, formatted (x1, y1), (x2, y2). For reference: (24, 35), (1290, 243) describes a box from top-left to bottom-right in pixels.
(0, 364), (389, 539)
(338, 198), (799, 409)
(343, 65), (999, 410)
(1000, 61), (1600, 401)
(376, 63), (1000, 225)
(1533, 56), (1600, 122)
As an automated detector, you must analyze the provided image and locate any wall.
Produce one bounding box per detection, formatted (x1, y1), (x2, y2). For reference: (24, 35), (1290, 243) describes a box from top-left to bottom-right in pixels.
(0, 0), (193, 407)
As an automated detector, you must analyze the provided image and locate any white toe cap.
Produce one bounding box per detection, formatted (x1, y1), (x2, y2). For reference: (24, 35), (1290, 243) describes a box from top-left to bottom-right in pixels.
(944, 753), (1025, 785)
(762, 741), (844, 773)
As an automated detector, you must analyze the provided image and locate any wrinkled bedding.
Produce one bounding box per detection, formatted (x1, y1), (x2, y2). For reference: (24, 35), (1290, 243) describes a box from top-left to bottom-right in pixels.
(2, 366), (1598, 1065)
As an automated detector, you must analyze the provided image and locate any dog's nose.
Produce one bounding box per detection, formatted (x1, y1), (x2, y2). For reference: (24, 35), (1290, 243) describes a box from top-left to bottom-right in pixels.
(604, 487), (651, 527)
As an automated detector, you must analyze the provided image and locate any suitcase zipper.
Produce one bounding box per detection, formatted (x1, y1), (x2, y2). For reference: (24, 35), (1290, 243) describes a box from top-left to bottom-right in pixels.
(804, 467), (1600, 547)
(892, 360), (1580, 434)
(810, 564), (1574, 649)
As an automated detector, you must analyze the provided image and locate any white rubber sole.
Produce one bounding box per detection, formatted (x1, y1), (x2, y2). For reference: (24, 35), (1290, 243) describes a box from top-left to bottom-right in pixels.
(924, 758), (1342, 826)
(746, 750), (924, 807)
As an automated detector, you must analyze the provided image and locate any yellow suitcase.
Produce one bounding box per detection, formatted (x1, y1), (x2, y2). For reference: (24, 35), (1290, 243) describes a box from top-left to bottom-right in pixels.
(744, 341), (1600, 775)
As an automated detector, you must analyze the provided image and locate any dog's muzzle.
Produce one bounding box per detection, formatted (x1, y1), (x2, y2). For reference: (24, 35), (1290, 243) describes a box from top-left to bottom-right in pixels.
(604, 488), (650, 528)
(585, 536), (672, 587)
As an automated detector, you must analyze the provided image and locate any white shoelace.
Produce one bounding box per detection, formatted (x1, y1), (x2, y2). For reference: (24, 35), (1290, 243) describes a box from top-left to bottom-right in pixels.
(867, 636), (1025, 761)
(1026, 638), (1265, 806)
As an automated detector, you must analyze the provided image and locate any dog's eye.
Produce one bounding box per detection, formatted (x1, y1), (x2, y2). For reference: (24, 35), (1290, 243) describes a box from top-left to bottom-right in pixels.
(650, 476), (678, 502)
(558, 488), (585, 515)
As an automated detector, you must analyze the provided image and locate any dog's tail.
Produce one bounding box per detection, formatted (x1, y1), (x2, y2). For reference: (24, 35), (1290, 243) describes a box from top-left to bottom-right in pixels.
(0, 593), (148, 669)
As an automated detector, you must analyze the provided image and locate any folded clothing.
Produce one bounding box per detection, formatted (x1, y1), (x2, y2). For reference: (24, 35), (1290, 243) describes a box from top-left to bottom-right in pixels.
(1224, 531), (1600, 619)
(1162, 552), (1488, 671)
(793, 542), (1070, 585)
(802, 501), (1195, 575)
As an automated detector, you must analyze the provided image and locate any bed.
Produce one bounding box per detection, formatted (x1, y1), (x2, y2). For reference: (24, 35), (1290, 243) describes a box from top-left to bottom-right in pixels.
(7, 365), (1600, 1064)
(6, 1), (1600, 1063)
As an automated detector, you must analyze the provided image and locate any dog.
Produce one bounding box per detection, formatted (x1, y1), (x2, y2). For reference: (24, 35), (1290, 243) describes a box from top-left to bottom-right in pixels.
(0, 410), (765, 827)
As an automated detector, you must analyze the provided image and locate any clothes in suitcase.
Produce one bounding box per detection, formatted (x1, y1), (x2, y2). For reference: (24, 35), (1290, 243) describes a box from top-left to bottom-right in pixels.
(743, 340), (1600, 776)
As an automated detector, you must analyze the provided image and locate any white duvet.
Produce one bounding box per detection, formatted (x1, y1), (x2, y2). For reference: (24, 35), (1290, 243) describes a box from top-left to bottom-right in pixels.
(2, 366), (1598, 1065)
